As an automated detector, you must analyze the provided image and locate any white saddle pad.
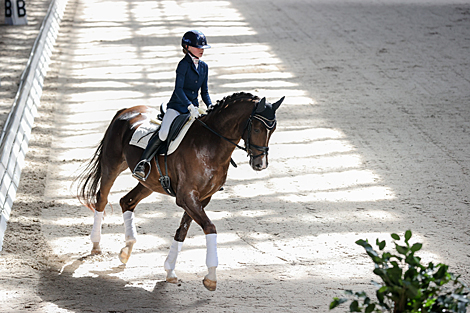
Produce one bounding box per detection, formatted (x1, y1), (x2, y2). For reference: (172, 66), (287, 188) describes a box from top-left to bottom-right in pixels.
(129, 107), (201, 155)
(129, 120), (159, 149)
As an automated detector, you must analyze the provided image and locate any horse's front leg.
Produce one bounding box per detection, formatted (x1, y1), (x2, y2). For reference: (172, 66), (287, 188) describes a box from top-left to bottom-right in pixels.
(204, 232), (218, 291)
(164, 211), (193, 283)
(177, 194), (218, 291)
(118, 183), (153, 264)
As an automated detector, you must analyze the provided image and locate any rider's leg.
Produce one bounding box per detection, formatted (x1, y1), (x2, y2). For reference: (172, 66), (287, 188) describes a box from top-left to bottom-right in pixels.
(132, 108), (181, 181)
(132, 132), (163, 180)
(158, 108), (181, 142)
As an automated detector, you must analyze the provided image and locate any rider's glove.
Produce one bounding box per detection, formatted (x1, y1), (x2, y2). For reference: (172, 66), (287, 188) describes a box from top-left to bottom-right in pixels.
(188, 104), (200, 118)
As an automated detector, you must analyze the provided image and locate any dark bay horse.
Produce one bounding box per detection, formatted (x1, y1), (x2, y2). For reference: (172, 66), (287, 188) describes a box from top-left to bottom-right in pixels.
(76, 92), (284, 291)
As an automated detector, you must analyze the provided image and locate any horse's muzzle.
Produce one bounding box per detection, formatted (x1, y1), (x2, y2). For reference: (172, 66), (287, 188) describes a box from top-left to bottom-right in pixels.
(250, 154), (268, 171)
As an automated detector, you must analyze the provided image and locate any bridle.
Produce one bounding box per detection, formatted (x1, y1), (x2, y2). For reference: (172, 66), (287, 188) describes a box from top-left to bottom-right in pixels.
(243, 109), (276, 159)
(196, 104), (276, 163)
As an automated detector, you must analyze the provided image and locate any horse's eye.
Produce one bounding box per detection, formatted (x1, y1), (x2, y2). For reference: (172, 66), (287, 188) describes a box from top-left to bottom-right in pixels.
(253, 128), (260, 133)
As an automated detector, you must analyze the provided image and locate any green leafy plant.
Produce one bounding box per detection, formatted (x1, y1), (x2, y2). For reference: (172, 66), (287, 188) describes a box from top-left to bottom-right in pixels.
(330, 230), (469, 313)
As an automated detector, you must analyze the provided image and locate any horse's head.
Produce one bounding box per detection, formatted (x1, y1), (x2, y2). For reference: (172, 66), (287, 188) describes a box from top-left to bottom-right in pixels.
(245, 96), (284, 171)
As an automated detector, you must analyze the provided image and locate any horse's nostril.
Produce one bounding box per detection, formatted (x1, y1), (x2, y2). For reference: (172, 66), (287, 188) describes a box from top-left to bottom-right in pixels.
(253, 163), (264, 171)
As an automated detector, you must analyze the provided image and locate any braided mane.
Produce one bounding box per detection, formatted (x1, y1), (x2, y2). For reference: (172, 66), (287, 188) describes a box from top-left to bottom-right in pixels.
(206, 92), (259, 114)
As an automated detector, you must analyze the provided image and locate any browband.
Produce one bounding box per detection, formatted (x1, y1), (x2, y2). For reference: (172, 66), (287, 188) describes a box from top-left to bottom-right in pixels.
(253, 114), (277, 129)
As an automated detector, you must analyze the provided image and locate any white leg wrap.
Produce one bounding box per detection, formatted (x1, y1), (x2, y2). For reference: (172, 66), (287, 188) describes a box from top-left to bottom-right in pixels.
(164, 240), (183, 271)
(205, 234), (218, 268)
(90, 211), (104, 243)
(123, 211), (137, 243)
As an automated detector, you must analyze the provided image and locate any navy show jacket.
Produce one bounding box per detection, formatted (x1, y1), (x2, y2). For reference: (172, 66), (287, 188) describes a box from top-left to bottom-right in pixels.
(167, 53), (212, 113)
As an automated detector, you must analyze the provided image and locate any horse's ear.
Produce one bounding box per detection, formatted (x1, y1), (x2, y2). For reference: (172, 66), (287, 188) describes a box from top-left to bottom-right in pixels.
(256, 97), (267, 113)
(272, 96), (285, 111)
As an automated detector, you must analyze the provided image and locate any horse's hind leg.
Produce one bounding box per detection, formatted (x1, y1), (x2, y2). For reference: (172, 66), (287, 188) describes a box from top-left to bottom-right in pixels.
(164, 212), (193, 283)
(118, 183), (153, 264)
(90, 163), (127, 255)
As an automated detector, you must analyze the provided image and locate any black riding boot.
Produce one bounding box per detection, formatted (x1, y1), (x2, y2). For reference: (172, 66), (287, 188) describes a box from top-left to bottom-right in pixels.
(132, 133), (164, 181)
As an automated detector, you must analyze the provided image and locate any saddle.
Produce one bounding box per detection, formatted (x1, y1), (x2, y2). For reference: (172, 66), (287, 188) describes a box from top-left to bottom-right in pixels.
(158, 113), (191, 155)
(130, 104), (203, 196)
(130, 105), (195, 155)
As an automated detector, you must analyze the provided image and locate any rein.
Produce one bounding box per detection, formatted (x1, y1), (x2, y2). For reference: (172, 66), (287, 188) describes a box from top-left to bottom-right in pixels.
(196, 119), (247, 152)
(196, 118), (243, 168)
(196, 106), (274, 162)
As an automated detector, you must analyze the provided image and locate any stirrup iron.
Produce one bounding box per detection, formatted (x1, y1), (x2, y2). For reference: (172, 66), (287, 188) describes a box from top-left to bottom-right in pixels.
(132, 160), (151, 181)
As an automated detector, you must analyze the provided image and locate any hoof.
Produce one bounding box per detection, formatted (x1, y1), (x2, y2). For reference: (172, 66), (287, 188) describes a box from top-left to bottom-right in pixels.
(91, 242), (101, 255)
(203, 277), (217, 291)
(166, 270), (178, 284)
(91, 248), (102, 255)
(119, 243), (133, 264)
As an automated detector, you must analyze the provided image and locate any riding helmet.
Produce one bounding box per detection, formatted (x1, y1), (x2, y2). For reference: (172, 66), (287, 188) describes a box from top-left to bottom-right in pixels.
(181, 30), (211, 49)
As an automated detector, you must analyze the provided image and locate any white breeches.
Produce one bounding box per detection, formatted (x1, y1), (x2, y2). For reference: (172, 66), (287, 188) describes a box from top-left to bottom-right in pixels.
(90, 210), (104, 243)
(158, 108), (180, 141)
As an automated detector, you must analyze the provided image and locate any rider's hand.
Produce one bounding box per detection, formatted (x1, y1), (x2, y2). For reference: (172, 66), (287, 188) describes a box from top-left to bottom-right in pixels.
(188, 104), (200, 118)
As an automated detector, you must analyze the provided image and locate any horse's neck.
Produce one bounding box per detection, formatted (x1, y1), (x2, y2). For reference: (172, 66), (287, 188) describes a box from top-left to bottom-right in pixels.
(205, 105), (252, 140)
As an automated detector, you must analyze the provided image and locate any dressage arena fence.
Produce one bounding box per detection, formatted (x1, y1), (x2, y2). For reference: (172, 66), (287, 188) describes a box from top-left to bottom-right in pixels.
(0, 0), (68, 250)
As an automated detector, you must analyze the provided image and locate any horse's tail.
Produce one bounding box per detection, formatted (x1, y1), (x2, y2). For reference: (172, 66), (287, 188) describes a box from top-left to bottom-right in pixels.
(75, 139), (104, 211)
(75, 109), (125, 210)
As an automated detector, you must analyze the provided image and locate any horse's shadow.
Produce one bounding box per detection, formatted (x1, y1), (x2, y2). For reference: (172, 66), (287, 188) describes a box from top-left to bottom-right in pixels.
(39, 255), (210, 313)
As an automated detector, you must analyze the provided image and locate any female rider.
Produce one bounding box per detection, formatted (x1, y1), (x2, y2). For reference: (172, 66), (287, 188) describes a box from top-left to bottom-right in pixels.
(132, 30), (213, 181)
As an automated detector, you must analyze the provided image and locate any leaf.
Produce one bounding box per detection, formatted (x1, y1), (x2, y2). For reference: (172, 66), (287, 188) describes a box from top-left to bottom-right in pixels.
(434, 264), (449, 281)
(382, 252), (392, 262)
(410, 243), (422, 252)
(349, 300), (362, 312)
(376, 289), (385, 303)
(365, 303), (376, 313)
(395, 244), (409, 255)
(391, 233), (400, 241)
(356, 239), (372, 250)
(373, 268), (387, 280)
(329, 298), (347, 310)
(387, 266), (403, 284)
(404, 267), (418, 280)
(366, 250), (383, 264)
(356, 291), (368, 298)
(405, 254), (420, 267)
(377, 240), (386, 251)
(405, 230), (412, 242)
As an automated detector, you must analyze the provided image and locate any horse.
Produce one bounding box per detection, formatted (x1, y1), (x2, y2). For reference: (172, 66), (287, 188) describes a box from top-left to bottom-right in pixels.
(76, 92), (284, 291)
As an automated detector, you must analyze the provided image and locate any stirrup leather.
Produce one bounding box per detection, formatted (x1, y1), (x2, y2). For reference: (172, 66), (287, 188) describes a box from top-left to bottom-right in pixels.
(132, 160), (151, 181)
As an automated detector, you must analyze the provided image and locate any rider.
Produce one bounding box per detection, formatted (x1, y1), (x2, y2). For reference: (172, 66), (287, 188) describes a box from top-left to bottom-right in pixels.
(132, 30), (213, 181)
